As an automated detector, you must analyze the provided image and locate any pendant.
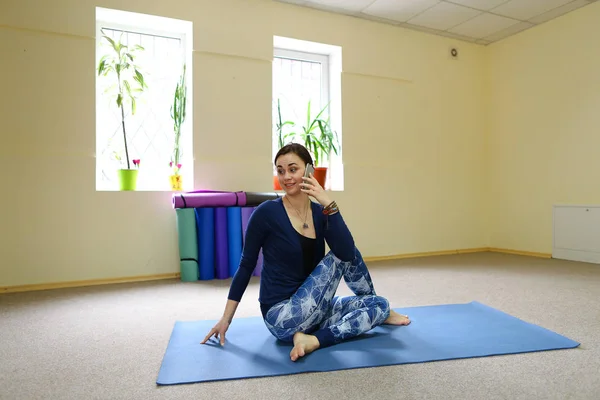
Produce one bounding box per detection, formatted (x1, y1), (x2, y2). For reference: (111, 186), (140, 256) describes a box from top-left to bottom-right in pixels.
(303, 223), (309, 229)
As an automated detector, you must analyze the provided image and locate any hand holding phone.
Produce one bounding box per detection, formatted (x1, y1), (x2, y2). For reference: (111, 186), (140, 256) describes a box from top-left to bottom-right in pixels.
(301, 163), (331, 206)
(304, 163), (315, 178)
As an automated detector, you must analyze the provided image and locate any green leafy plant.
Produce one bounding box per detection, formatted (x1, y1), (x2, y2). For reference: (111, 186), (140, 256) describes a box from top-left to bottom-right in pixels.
(97, 31), (148, 170)
(170, 64), (187, 175)
(292, 100), (340, 167)
(275, 98), (295, 149)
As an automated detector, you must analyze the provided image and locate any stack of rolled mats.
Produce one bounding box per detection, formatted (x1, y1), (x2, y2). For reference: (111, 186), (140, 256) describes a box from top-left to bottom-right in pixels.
(173, 190), (282, 281)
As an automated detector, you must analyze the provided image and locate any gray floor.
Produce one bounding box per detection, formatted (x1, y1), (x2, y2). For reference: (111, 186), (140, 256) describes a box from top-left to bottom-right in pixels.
(1, 252), (598, 400)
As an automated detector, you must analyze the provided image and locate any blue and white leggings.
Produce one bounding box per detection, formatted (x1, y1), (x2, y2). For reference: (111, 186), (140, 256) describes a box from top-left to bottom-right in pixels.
(263, 248), (390, 348)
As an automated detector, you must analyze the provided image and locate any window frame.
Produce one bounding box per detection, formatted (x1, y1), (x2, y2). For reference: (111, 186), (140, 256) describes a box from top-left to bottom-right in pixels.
(273, 47), (330, 114)
(272, 40), (343, 191)
(94, 15), (192, 191)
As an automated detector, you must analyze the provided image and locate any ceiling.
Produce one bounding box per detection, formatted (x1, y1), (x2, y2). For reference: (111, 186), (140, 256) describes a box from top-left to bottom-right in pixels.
(275, 0), (598, 45)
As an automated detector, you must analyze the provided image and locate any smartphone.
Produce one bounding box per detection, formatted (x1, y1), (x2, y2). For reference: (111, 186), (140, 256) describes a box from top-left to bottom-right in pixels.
(304, 163), (315, 178)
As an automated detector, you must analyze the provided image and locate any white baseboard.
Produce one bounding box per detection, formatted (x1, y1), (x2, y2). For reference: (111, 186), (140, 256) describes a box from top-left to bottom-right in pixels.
(552, 248), (600, 265)
(1, 247), (558, 294)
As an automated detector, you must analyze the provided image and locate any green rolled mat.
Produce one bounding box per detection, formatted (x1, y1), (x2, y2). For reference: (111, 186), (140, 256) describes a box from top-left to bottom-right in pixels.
(180, 260), (199, 282)
(175, 208), (199, 282)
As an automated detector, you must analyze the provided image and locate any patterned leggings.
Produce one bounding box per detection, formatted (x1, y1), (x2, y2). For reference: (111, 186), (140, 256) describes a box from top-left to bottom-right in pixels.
(263, 248), (390, 348)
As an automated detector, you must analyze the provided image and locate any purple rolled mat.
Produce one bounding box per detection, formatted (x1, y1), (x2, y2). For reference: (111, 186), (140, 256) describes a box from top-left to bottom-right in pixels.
(226, 207), (243, 278)
(241, 207), (253, 239)
(172, 191), (247, 209)
(214, 207), (229, 279)
(252, 206), (262, 277)
(254, 250), (263, 277)
(241, 207), (262, 277)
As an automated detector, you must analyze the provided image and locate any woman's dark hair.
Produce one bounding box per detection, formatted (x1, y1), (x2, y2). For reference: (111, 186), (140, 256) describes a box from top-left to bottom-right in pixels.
(274, 143), (313, 166)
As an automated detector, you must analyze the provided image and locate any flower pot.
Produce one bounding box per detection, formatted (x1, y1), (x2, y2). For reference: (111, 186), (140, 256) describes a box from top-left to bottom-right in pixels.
(273, 175), (282, 190)
(170, 174), (183, 191)
(118, 169), (138, 191)
(313, 167), (328, 188)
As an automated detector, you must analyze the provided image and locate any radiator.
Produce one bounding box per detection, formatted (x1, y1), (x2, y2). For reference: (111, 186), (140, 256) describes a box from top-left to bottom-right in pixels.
(553, 205), (600, 264)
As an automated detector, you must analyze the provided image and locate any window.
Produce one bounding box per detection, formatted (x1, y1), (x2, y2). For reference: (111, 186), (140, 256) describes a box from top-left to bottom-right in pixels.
(272, 36), (343, 191)
(273, 49), (329, 128)
(95, 8), (193, 191)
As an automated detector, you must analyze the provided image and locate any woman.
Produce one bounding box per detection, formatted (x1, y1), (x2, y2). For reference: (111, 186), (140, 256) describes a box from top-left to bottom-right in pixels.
(202, 143), (410, 361)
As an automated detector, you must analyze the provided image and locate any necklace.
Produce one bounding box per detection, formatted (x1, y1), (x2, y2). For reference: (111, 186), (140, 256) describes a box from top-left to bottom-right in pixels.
(285, 196), (309, 230)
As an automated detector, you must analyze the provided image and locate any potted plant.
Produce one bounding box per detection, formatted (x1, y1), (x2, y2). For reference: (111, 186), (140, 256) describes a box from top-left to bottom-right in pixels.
(97, 31), (148, 191)
(293, 100), (340, 188)
(273, 98), (295, 190)
(169, 63), (187, 191)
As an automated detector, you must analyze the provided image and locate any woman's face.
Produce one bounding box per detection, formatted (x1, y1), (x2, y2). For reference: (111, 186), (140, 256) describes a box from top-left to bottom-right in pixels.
(275, 152), (307, 196)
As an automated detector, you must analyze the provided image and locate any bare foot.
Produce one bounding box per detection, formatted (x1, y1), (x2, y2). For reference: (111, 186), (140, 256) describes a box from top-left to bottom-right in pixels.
(384, 309), (411, 326)
(290, 332), (320, 362)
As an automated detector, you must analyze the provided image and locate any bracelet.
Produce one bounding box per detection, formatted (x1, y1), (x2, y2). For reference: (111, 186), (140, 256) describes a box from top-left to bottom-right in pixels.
(323, 200), (339, 215)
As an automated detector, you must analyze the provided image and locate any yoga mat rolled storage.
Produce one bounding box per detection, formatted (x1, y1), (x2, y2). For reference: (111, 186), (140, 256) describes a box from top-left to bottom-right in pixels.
(173, 190), (278, 281)
(172, 191), (280, 209)
(242, 207), (263, 276)
(156, 301), (580, 385)
(195, 208), (215, 281)
(214, 208), (229, 279)
(244, 192), (281, 206)
(175, 208), (198, 282)
(227, 207), (243, 277)
(240, 207), (253, 239)
(241, 207), (263, 277)
(172, 191), (247, 209)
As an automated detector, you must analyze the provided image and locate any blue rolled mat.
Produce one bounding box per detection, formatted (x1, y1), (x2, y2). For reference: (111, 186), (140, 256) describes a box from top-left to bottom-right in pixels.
(175, 208), (198, 282)
(195, 208), (215, 281)
(156, 301), (580, 385)
(214, 207), (229, 279)
(227, 207), (243, 278)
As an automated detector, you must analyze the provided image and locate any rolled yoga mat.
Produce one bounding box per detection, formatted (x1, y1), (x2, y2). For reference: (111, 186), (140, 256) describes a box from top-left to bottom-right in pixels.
(244, 192), (281, 207)
(253, 206), (263, 276)
(240, 206), (262, 277)
(240, 207), (253, 236)
(175, 208), (199, 282)
(195, 207), (215, 281)
(214, 207), (229, 279)
(227, 207), (243, 278)
(172, 191), (246, 209)
(156, 301), (580, 385)
(254, 250), (263, 277)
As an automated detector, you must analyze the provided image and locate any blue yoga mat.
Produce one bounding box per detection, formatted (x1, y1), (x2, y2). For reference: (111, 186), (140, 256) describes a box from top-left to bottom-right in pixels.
(156, 301), (579, 385)
(195, 208), (215, 281)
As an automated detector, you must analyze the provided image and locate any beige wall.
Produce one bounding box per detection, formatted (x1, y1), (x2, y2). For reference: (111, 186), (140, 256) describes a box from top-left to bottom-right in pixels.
(0, 0), (487, 287)
(487, 1), (600, 254)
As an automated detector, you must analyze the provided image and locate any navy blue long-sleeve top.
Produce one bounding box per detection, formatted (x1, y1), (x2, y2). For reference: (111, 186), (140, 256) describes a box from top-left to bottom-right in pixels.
(227, 197), (355, 316)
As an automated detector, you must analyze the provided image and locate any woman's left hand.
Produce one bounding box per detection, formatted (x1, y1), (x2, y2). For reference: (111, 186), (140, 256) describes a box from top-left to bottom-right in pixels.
(301, 173), (332, 207)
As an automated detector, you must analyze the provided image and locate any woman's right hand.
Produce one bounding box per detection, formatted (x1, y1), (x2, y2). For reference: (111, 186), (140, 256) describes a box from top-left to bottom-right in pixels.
(201, 317), (230, 346)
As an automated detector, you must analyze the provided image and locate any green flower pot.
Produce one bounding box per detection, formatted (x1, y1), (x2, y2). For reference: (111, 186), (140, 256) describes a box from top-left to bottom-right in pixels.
(118, 169), (139, 191)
